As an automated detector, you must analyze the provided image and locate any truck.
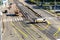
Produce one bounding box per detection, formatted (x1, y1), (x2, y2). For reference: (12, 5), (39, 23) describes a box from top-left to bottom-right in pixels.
(34, 18), (50, 25)
(34, 18), (46, 23)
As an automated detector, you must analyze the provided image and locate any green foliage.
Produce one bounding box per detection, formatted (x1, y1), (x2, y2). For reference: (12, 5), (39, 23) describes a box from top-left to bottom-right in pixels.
(34, 0), (41, 6)
(29, 0), (35, 3)
(29, 0), (60, 6)
(29, 0), (40, 3)
(0, 1), (2, 5)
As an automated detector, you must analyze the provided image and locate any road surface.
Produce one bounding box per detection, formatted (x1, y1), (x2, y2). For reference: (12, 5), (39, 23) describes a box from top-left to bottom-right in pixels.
(2, 0), (60, 40)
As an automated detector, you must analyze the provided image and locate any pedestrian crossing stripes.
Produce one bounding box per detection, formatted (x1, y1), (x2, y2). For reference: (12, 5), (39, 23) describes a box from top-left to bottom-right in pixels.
(2, 17), (23, 22)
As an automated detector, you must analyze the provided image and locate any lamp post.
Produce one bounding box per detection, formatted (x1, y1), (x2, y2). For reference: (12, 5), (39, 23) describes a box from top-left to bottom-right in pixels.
(54, 0), (56, 10)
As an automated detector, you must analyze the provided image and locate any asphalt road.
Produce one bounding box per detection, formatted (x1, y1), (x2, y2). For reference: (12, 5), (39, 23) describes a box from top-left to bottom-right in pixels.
(14, 0), (57, 40)
(24, 1), (60, 39)
(2, 0), (60, 40)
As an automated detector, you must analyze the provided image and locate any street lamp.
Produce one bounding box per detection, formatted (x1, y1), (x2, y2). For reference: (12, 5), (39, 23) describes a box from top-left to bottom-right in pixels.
(54, 0), (56, 10)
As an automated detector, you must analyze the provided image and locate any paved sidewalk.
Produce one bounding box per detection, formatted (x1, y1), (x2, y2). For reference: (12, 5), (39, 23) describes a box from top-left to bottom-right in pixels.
(2, 0), (23, 40)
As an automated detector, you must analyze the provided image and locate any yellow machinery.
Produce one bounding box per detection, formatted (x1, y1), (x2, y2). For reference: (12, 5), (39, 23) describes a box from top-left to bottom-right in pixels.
(15, 9), (19, 16)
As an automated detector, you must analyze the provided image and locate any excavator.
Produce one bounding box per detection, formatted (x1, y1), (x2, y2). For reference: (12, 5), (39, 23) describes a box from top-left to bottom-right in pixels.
(14, 9), (19, 16)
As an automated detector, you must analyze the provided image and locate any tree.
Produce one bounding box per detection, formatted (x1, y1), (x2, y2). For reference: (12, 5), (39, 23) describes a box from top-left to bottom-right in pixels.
(29, 0), (35, 3)
(35, 0), (40, 6)
(0, 0), (2, 5)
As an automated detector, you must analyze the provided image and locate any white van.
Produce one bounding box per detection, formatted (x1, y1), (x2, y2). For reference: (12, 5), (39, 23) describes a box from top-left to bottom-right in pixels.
(55, 10), (60, 13)
(55, 10), (60, 16)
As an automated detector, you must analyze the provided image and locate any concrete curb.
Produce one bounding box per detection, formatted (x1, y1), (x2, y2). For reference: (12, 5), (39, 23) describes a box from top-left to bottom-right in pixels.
(25, 5), (57, 17)
(25, 5), (38, 14)
(44, 10), (57, 17)
(25, 5), (42, 17)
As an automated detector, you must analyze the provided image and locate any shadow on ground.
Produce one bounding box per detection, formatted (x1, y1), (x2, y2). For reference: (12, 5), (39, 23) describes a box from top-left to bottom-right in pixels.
(26, 22), (46, 24)
(6, 14), (18, 16)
